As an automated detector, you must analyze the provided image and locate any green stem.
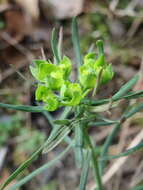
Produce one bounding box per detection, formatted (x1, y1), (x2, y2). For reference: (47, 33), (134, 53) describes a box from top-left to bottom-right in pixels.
(92, 68), (103, 97)
(74, 122), (84, 168)
(83, 126), (103, 190)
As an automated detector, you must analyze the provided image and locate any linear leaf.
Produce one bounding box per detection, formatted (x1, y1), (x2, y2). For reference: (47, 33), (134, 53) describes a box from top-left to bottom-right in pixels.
(123, 90), (143, 100)
(0, 121), (72, 190)
(8, 143), (73, 190)
(57, 27), (63, 61)
(100, 141), (143, 160)
(89, 101), (120, 113)
(0, 103), (44, 112)
(131, 186), (143, 190)
(74, 123), (84, 168)
(82, 98), (109, 106)
(41, 107), (72, 144)
(82, 90), (143, 106)
(51, 28), (60, 64)
(43, 125), (72, 153)
(0, 146), (43, 190)
(39, 106), (72, 143)
(79, 150), (91, 190)
(54, 119), (71, 125)
(112, 75), (139, 100)
(88, 120), (118, 127)
(123, 103), (143, 119)
(72, 17), (82, 67)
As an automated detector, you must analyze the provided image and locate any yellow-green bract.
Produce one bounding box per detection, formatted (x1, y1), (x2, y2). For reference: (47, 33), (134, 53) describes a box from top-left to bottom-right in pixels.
(79, 52), (114, 89)
(29, 40), (114, 111)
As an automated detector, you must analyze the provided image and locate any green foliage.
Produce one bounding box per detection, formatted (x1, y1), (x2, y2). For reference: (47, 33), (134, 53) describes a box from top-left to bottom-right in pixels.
(30, 37), (114, 111)
(79, 41), (114, 90)
(60, 82), (83, 106)
(0, 17), (143, 190)
(131, 186), (143, 190)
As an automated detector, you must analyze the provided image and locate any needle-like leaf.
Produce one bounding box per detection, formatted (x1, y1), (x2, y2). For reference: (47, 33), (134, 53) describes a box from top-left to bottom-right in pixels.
(8, 143), (73, 190)
(112, 75), (139, 100)
(72, 17), (82, 67)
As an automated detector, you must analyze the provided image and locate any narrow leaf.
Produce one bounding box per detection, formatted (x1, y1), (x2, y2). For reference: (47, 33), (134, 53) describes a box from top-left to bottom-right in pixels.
(123, 103), (143, 119)
(79, 150), (91, 190)
(0, 108), (72, 190)
(41, 107), (72, 144)
(89, 101), (120, 113)
(51, 28), (60, 64)
(88, 120), (118, 127)
(123, 90), (143, 100)
(43, 124), (74, 153)
(100, 141), (143, 160)
(0, 103), (44, 112)
(54, 119), (71, 125)
(131, 186), (143, 190)
(82, 90), (143, 106)
(57, 27), (63, 60)
(72, 17), (82, 67)
(0, 146), (43, 190)
(82, 98), (109, 106)
(74, 123), (84, 168)
(8, 143), (73, 190)
(0, 125), (72, 190)
(43, 128), (70, 153)
(112, 75), (139, 100)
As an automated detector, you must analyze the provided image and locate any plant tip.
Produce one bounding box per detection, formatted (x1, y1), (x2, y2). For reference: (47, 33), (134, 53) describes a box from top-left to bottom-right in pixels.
(96, 40), (104, 55)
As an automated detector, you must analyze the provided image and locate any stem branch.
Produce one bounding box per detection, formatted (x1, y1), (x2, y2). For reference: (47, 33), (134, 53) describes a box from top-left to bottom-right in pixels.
(83, 126), (103, 190)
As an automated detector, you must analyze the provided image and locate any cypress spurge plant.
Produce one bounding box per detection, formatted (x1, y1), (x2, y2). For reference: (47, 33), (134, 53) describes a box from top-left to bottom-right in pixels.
(1, 18), (143, 190)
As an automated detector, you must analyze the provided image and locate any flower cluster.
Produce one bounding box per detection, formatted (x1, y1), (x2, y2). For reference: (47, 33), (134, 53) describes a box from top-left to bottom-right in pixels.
(30, 40), (114, 111)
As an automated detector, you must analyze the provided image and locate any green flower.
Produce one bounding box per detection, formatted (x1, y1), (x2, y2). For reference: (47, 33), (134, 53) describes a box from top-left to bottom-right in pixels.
(84, 52), (96, 68)
(94, 55), (106, 68)
(59, 56), (72, 79)
(100, 64), (114, 84)
(35, 84), (59, 111)
(30, 39), (114, 111)
(44, 96), (59, 111)
(79, 40), (114, 89)
(47, 69), (64, 90)
(30, 60), (65, 90)
(79, 65), (97, 89)
(35, 85), (50, 101)
(30, 60), (49, 82)
(60, 82), (83, 106)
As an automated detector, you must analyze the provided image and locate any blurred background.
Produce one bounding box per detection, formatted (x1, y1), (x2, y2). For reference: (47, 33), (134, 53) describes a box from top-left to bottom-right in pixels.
(0, 0), (143, 189)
